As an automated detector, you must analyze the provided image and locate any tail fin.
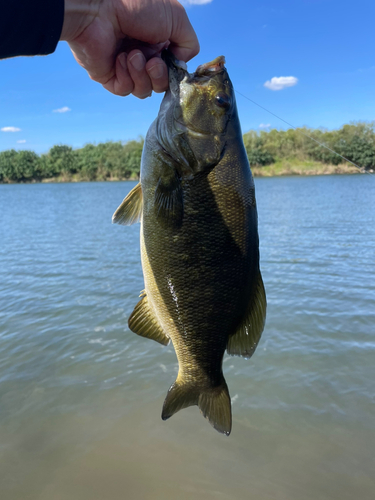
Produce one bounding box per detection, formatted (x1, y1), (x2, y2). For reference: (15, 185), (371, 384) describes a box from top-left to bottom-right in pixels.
(161, 376), (232, 436)
(198, 382), (232, 436)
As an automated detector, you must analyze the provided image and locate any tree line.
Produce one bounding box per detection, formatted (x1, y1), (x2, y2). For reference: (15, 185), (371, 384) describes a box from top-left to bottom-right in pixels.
(0, 122), (374, 183)
(243, 121), (375, 170)
(0, 139), (144, 183)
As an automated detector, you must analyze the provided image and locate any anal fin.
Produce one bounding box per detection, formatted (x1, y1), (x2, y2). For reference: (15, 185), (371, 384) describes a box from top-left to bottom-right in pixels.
(227, 271), (267, 358)
(112, 182), (143, 225)
(128, 291), (170, 346)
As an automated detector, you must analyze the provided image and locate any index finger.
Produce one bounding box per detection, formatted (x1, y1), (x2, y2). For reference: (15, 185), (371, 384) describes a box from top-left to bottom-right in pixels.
(168, 2), (200, 62)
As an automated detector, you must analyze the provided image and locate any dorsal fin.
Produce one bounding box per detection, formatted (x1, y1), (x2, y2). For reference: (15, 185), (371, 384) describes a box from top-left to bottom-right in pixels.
(128, 291), (170, 346)
(226, 271), (266, 358)
(112, 182), (143, 225)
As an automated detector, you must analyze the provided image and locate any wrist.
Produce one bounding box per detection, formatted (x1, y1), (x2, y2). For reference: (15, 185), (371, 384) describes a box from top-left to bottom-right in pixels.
(60, 0), (102, 42)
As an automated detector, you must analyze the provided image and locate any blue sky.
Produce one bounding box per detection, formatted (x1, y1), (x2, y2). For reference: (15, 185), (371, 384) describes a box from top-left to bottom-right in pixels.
(1, 0), (374, 154)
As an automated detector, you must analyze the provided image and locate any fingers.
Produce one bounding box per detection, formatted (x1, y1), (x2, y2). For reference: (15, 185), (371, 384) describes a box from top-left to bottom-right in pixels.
(102, 52), (134, 96)
(146, 57), (168, 93)
(103, 50), (168, 97)
(127, 50), (152, 98)
(128, 50), (168, 97)
(66, 0), (199, 99)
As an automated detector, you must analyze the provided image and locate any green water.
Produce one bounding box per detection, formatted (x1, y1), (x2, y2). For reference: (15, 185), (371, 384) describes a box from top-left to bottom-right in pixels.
(0, 175), (374, 500)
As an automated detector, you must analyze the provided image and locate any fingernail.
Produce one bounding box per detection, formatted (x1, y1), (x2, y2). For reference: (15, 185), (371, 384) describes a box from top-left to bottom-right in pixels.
(139, 91), (152, 99)
(129, 52), (145, 72)
(148, 64), (164, 80)
(118, 52), (127, 70)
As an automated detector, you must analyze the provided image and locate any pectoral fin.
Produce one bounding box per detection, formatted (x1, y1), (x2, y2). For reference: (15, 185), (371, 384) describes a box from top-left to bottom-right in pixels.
(128, 291), (170, 346)
(112, 182), (143, 225)
(227, 271), (266, 358)
(154, 172), (183, 227)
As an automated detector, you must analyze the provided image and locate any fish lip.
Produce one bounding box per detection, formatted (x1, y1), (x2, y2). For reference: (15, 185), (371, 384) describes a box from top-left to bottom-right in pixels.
(161, 49), (189, 100)
(194, 56), (226, 77)
(161, 49), (188, 72)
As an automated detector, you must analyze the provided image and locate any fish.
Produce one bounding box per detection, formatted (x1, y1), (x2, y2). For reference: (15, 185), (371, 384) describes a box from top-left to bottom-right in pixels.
(112, 50), (266, 436)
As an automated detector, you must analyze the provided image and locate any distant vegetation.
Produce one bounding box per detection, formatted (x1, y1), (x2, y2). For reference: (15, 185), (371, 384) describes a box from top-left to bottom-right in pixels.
(0, 122), (374, 183)
(242, 121), (375, 172)
(0, 140), (144, 183)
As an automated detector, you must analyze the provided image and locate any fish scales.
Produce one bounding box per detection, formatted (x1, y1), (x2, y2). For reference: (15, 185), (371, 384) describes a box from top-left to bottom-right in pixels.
(142, 158), (258, 377)
(113, 51), (266, 435)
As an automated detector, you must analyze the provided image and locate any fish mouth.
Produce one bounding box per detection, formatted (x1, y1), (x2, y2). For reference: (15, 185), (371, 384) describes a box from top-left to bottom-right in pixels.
(195, 56), (226, 76)
(162, 50), (226, 80)
(161, 50), (229, 137)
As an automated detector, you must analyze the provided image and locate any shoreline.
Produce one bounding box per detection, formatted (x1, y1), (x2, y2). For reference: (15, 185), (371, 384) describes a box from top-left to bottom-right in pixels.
(0, 162), (367, 185)
(251, 161), (362, 177)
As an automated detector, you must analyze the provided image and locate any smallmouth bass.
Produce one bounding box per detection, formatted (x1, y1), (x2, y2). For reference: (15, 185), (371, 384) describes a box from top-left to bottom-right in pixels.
(113, 51), (266, 436)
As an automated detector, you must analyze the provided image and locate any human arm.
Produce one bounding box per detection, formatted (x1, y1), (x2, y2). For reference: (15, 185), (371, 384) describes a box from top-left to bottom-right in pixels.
(0, 0), (63, 58)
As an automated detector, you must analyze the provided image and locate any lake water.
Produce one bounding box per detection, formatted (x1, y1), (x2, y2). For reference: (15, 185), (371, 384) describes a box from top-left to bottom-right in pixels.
(0, 175), (374, 500)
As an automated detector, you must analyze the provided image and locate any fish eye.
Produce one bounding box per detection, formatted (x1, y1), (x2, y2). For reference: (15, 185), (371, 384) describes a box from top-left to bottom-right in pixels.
(215, 93), (231, 109)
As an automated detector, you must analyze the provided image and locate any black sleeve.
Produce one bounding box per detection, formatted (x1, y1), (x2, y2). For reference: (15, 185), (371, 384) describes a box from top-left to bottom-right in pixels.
(0, 0), (64, 59)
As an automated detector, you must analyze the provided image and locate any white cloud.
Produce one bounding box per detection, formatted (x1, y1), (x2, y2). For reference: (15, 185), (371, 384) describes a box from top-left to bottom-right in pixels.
(180, 0), (213, 5)
(264, 76), (298, 91)
(1, 126), (21, 132)
(259, 123), (271, 129)
(17, 140), (26, 144)
(53, 106), (71, 113)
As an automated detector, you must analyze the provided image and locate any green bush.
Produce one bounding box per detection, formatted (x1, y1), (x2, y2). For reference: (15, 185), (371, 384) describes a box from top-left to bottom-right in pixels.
(0, 139), (145, 183)
(0, 149), (41, 181)
(1, 122), (373, 183)
(243, 121), (375, 170)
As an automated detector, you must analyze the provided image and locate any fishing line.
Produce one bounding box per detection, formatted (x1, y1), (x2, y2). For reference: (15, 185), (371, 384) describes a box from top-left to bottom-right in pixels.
(233, 87), (373, 175)
(163, 51), (372, 175)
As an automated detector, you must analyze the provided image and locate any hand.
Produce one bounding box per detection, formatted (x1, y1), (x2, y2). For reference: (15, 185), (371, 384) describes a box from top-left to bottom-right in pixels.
(60, 0), (199, 98)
